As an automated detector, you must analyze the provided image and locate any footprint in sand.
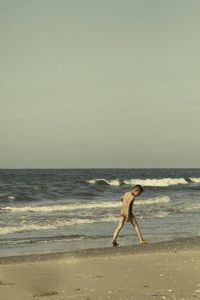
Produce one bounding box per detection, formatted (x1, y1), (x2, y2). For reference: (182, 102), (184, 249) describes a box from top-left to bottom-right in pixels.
(0, 281), (15, 286)
(33, 290), (58, 297)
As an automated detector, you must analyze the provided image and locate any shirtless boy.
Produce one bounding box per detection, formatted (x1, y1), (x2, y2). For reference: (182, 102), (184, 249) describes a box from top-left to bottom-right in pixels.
(112, 185), (147, 246)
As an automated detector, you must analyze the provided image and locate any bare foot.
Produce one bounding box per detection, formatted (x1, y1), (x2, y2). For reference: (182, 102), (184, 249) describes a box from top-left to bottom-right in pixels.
(112, 240), (119, 247)
(140, 240), (148, 244)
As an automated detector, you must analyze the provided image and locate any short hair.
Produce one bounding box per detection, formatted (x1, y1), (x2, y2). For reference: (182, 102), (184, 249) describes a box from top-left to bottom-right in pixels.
(133, 184), (144, 193)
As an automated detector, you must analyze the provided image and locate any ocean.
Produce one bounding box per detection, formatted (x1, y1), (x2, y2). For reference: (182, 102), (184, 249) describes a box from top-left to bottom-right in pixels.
(0, 168), (200, 257)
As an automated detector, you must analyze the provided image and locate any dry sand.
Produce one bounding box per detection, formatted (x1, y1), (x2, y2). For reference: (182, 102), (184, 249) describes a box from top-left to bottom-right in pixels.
(0, 237), (200, 300)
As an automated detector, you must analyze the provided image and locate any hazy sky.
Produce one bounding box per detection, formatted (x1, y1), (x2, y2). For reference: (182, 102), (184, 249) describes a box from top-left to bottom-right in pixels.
(0, 0), (200, 168)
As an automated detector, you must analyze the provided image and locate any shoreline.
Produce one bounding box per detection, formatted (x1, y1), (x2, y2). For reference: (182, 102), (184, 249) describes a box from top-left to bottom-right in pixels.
(1, 235), (200, 264)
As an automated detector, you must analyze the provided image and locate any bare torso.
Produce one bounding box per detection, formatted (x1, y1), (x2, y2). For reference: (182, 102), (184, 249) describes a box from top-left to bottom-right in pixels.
(120, 192), (135, 217)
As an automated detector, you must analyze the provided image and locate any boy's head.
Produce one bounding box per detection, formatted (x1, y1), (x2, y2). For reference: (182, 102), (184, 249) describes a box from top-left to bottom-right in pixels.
(131, 184), (143, 196)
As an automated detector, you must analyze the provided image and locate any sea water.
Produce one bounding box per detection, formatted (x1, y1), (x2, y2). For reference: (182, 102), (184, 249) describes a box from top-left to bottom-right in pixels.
(0, 168), (200, 257)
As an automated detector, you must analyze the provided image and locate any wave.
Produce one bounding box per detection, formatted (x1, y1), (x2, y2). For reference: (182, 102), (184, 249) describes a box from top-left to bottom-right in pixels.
(2, 202), (120, 213)
(123, 178), (188, 187)
(0, 205), (171, 235)
(142, 211), (169, 219)
(1, 197), (170, 214)
(87, 178), (189, 187)
(135, 196), (170, 205)
(190, 177), (200, 183)
(0, 234), (86, 244)
(0, 195), (16, 201)
(8, 196), (16, 200)
(86, 179), (122, 186)
(182, 203), (200, 212)
(0, 216), (118, 235)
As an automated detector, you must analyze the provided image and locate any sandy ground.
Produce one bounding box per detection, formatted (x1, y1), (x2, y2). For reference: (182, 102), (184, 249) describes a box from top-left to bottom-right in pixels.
(0, 238), (200, 300)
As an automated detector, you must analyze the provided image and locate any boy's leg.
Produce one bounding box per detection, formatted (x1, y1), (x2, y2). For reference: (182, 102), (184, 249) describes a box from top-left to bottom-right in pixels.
(130, 215), (147, 244)
(112, 216), (125, 246)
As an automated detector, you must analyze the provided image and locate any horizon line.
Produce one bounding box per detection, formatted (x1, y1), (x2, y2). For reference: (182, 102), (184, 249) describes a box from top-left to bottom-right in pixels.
(0, 167), (199, 170)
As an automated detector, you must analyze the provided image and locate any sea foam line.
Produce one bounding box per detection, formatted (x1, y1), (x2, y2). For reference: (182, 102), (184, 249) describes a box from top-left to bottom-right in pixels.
(0, 216), (118, 235)
(123, 178), (187, 187)
(87, 178), (188, 187)
(1, 197), (170, 214)
(0, 207), (170, 235)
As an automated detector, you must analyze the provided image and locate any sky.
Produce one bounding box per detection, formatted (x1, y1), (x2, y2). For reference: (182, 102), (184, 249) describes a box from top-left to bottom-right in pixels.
(0, 0), (200, 168)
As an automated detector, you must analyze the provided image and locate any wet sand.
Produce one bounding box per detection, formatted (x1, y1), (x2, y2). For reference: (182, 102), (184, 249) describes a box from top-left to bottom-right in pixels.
(0, 237), (200, 300)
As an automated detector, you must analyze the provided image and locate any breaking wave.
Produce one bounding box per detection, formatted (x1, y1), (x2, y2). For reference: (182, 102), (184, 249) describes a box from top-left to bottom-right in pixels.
(0, 195), (16, 201)
(86, 179), (122, 186)
(136, 196), (170, 205)
(0, 216), (117, 235)
(87, 178), (189, 187)
(190, 177), (200, 183)
(0, 205), (171, 236)
(1, 197), (170, 214)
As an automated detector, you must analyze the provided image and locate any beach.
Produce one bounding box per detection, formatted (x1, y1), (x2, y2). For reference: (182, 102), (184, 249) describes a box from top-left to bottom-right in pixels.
(0, 237), (200, 300)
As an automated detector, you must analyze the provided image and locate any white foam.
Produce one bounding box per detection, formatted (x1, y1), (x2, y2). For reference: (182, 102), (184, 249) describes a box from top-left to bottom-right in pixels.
(0, 196), (16, 200)
(87, 179), (121, 186)
(3, 202), (120, 213)
(0, 216), (118, 235)
(2, 196), (170, 214)
(124, 178), (187, 187)
(190, 177), (200, 183)
(108, 179), (121, 186)
(136, 196), (170, 205)
(183, 203), (200, 211)
(0, 206), (170, 235)
(154, 211), (169, 218)
(87, 177), (188, 187)
(143, 211), (169, 219)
